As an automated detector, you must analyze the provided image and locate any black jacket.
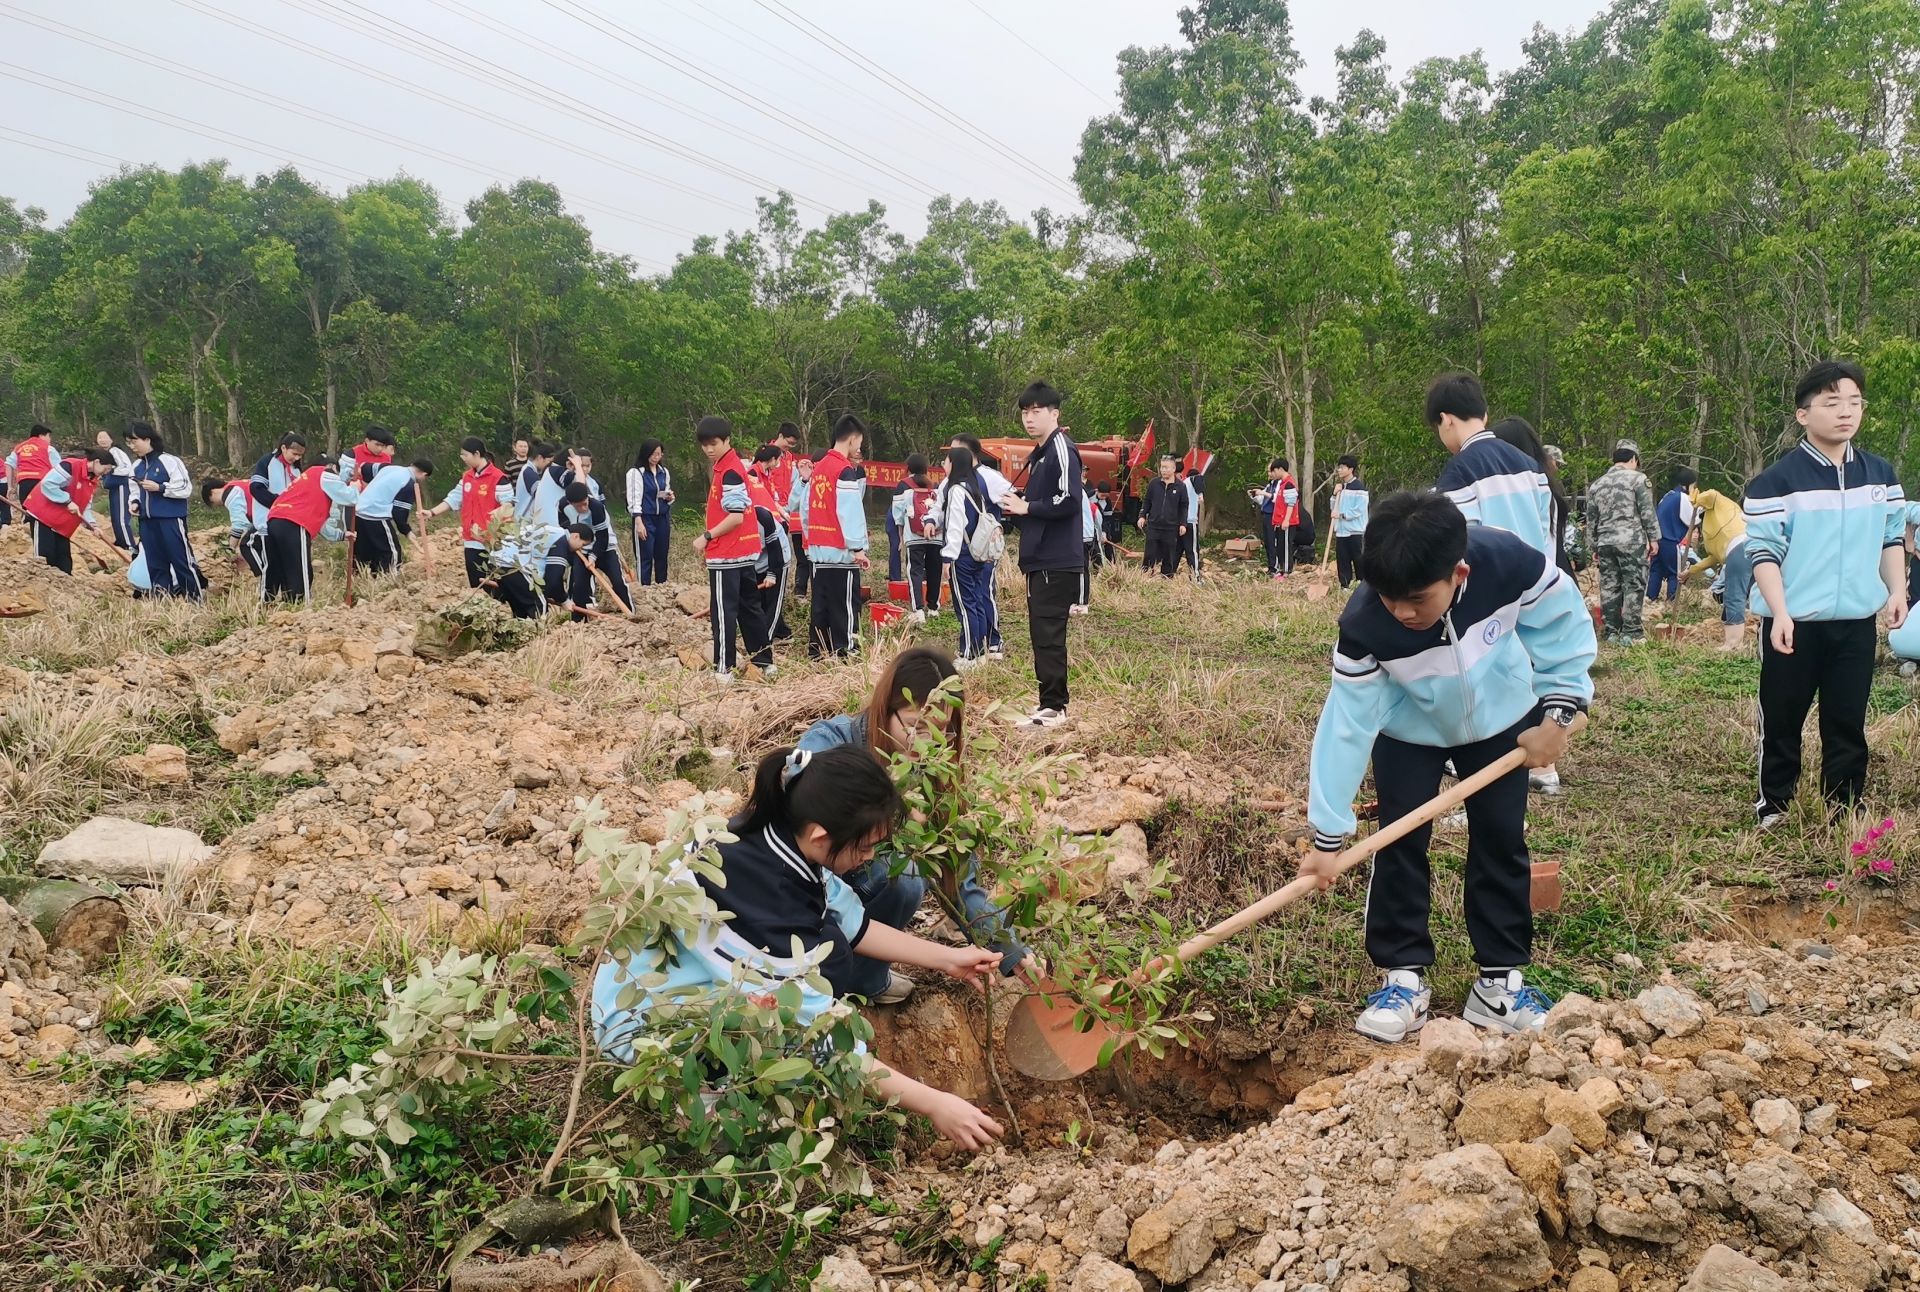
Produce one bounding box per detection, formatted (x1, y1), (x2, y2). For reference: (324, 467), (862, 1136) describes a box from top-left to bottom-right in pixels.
(1015, 429), (1085, 573)
(1142, 478), (1185, 528)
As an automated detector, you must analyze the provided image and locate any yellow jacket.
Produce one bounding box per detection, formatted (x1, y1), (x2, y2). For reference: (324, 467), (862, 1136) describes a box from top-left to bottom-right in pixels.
(1687, 486), (1746, 574)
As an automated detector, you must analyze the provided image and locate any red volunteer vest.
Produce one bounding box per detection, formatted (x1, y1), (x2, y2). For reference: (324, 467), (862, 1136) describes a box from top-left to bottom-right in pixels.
(13, 435), (52, 486)
(350, 443), (391, 486)
(909, 484), (937, 535)
(805, 449), (855, 551)
(703, 449), (761, 562)
(746, 466), (786, 523)
(268, 468), (335, 536)
(1276, 474), (1299, 528)
(457, 462), (507, 543)
(769, 448), (802, 532)
(24, 457), (97, 537)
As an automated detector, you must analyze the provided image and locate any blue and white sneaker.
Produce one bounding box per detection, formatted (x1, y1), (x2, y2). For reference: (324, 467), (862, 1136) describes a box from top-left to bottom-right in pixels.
(1462, 969), (1554, 1035)
(1356, 970), (1431, 1043)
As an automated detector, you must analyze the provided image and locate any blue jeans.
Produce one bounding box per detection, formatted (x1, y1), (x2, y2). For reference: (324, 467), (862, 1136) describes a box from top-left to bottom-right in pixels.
(1720, 539), (1753, 626)
(839, 852), (1030, 998)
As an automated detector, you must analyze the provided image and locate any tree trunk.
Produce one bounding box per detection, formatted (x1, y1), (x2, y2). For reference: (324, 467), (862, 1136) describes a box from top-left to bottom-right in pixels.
(1687, 385), (1709, 473)
(132, 345), (164, 440)
(323, 366), (341, 458)
(224, 337), (246, 467)
(1300, 348), (1317, 535)
(76, 407), (91, 439)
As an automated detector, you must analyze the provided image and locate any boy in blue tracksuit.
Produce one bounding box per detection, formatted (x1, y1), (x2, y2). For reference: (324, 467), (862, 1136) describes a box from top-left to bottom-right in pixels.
(354, 459), (432, 575)
(543, 523), (599, 621)
(1302, 489), (1595, 1043)
(1333, 454), (1368, 588)
(1647, 468), (1697, 601)
(1428, 373), (1554, 555)
(1745, 359), (1907, 826)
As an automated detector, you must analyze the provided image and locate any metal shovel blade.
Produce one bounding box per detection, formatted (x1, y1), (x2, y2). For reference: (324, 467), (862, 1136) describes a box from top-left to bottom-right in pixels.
(1004, 978), (1119, 1081)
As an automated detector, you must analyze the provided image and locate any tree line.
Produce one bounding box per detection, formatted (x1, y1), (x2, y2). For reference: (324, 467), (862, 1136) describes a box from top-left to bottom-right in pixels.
(0, 0), (1915, 519)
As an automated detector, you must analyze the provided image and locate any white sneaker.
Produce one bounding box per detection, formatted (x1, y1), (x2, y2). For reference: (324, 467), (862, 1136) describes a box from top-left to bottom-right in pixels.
(871, 971), (915, 1005)
(1756, 810), (1786, 831)
(1528, 769), (1562, 795)
(910, 610), (927, 625)
(1018, 707), (1068, 729)
(761, 664), (779, 680)
(1462, 969), (1554, 1035)
(987, 646), (1006, 660)
(1068, 603), (1088, 616)
(713, 669), (734, 684)
(1356, 970), (1430, 1043)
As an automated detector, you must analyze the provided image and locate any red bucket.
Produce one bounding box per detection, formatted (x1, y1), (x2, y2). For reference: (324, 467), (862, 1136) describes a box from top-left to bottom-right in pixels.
(887, 579), (910, 601)
(868, 601), (908, 628)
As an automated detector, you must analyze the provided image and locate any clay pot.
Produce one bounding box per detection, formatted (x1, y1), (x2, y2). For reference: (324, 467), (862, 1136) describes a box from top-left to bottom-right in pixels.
(1530, 860), (1563, 913)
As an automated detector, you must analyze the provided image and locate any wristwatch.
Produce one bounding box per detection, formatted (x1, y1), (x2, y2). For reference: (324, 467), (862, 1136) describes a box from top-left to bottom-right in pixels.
(1544, 705), (1578, 729)
(701, 529), (713, 542)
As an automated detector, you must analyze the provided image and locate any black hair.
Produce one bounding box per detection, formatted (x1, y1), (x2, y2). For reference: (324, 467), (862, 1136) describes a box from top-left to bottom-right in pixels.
(1271, 457), (1289, 472)
(566, 521), (595, 541)
(1158, 454), (1177, 467)
(752, 444), (783, 465)
(1337, 454), (1358, 471)
(199, 476), (223, 506)
(1358, 490), (1469, 600)
(775, 421), (800, 442)
(365, 424), (396, 446)
(1489, 416), (1569, 536)
(1795, 359), (1867, 409)
(280, 432), (307, 449)
(831, 413), (865, 445)
(634, 438), (663, 471)
(30, 423), (52, 437)
(809, 448), (829, 463)
(1612, 446), (1637, 464)
(1017, 380), (1063, 410)
(513, 435), (531, 448)
(1671, 467), (1698, 490)
(82, 447), (113, 466)
(904, 451), (930, 488)
(942, 445), (982, 506)
(738, 745), (903, 863)
(1424, 373), (1488, 428)
(459, 435), (492, 460)
(412, 458), (434, 476)
(572, 446), (591, 459)
(695, 415), (733, 445)
(950, 433), (999, 471)
(531, 440), (558, 460)
(127, 422), (160, 452)
(564, 481), (590, 504)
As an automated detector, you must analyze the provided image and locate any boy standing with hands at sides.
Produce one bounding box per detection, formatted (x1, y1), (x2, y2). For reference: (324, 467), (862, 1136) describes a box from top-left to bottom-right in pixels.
(1140, 456), (1185, 577)
(1301, 490), (1595, 1043)
(996, 381), (1084, 729)
(1744, 359), (1907, 827)
(694, 416), (774, 681)
(1333, 454), (1368, 588)
(1429, 373), (1554, 553)
(805, 415), (871, 660)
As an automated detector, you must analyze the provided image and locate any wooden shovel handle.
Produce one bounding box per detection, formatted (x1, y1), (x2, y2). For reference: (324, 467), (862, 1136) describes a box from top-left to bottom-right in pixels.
(1144, 711), (1586, 976)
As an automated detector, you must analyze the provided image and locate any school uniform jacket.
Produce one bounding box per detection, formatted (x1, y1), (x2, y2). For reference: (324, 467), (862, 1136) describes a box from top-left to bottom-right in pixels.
(1015, 429), (1084, 574)
(1436, 431), (1554, 555)
(588, 821), (869, 1062)
(248, 451), (302, 528)
(1742, 439), (1905, 622)
(940, 483), (988, 561)
(543, 537), (594, 606)
(561, 497), (619, 563)
(354, 464), (417, 529)
(132, 453), (191, 518)
(1307, 526), (1596, 845)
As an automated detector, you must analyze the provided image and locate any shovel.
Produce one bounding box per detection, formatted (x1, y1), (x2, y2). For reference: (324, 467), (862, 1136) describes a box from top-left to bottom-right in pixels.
(1004, 718), (1585, 1081)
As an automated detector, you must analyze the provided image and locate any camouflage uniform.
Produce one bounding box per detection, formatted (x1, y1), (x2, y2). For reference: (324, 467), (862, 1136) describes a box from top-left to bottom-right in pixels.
(1587, 463), (1658, 640)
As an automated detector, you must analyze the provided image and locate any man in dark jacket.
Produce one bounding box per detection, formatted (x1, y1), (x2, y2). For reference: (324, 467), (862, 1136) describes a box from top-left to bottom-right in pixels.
(998, 381), (1083, 729)
(1139, 456), (1185, 577)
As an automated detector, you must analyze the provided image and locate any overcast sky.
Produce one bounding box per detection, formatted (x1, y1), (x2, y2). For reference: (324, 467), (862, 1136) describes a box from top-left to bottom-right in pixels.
(0, 0), (1609, 273)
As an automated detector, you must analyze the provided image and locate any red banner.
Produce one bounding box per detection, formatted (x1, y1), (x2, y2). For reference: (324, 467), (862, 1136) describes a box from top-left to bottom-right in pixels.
(863, 460), (945, 489)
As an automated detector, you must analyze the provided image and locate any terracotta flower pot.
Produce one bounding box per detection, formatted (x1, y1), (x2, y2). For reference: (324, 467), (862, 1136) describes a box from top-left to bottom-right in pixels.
(1531, 860), (1563, 913)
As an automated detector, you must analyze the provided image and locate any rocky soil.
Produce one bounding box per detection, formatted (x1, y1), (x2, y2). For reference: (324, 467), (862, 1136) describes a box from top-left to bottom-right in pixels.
(833, 933), (1920, 1292)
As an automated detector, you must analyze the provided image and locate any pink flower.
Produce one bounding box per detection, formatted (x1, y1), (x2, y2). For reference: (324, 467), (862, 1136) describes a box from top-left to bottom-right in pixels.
(1825, 879), (1840, 891)
(1871, 858), (1896, 875)
(1882, 818), (1896, 831)
(1852, 841), (1871, 856)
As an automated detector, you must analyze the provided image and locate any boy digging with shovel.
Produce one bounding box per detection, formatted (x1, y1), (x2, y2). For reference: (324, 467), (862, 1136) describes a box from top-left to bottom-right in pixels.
(1302, 490), (1596, 1043)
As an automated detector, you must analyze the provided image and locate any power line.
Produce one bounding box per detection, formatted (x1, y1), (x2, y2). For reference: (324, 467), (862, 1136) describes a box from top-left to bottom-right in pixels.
(960, 0), (1117, 111)
(748, 0), (1079, 204)
(279, 0), (841, 214)
(0, 61), (675, 271)
(0, 124), (131, 170)
(0, 3), (703, 245)
(166, 0), (747, 216)
(538, 0), (950, 204)
(668, 0), (1018, 184)
(424, 0), (916, 205)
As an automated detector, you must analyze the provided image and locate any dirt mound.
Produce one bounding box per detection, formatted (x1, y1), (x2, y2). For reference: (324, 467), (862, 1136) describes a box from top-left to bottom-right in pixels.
(860, 932), (1920, 1292)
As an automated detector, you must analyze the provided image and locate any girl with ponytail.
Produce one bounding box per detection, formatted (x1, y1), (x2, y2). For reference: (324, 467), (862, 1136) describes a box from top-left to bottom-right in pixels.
(592, 743), (1005, 1150)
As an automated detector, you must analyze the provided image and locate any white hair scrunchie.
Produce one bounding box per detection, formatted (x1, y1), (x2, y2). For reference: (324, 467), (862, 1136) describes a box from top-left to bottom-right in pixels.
(781, 747), (813, 789)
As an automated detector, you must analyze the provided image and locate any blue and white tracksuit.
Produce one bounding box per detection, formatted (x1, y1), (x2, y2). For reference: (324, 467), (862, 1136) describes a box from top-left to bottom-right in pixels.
(132, 452), (200, 599)
(974, 465), (1011, 649)
(353, 464), (417, 573)
(1436, 431), (1555, 556)
(1744, 439), (1905, 815)
(516, 461), (568, 550)
(941, 483), (996, 660)
(101, 446), (134, 549)
(797, 712), (1032, 982)
(626, 464), (672, 584)
(222, 483), (265, 575)
(590, 822), (871, 1062)
(248, 451), (301, 530)
(1308, 526), (1595, 972)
